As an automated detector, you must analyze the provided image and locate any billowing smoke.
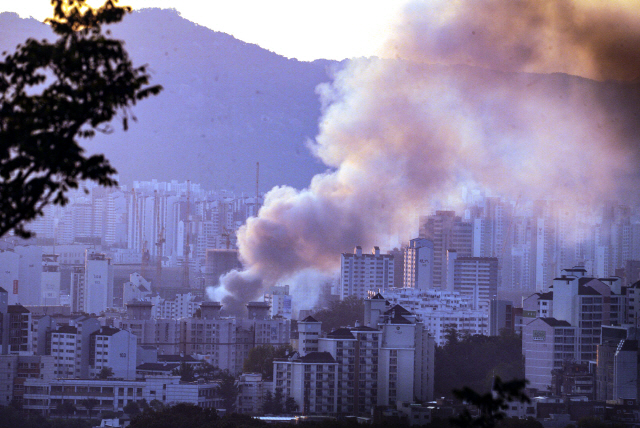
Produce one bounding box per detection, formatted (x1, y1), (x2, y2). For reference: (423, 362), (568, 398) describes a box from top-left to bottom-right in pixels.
(209, 0), (640, 315)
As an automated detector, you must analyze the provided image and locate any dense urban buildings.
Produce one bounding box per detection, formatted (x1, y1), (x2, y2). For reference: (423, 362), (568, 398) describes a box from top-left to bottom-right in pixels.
(7, 180), (640, 421)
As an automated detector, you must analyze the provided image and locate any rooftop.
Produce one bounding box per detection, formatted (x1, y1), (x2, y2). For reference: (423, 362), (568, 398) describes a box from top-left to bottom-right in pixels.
(539, 318), (572, 327)
(299, 352), (337, 364)
(326, 328), (355, 339)
(92, 326), (121, 337)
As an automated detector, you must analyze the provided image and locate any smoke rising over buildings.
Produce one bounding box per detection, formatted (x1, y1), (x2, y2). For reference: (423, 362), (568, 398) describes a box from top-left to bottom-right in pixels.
(210, 0), (640, 315)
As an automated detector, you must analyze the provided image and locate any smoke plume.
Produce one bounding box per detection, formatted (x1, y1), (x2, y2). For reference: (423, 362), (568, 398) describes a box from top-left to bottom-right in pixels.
(209, 0), (640, 315)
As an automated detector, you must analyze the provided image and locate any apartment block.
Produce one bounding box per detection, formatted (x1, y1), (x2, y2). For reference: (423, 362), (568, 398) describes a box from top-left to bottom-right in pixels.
(274, 294), (435, 417)
(340, 246), (395, 299)
(403, 238), (434, 290)
(21, 376), (220, 416)
(523, 318), (577, 392)
(419, 211), (472, 290)
(452, 257), (498, 310)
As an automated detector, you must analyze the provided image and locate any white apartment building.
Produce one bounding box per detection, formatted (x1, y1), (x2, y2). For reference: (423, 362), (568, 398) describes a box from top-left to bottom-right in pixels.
(14, 246), (42, 306)
(274, 294), (435, 416)
(0, 354), (56, 407)
(523, 318), (577, 392)
(340, 246), (395, 300)
(380, 287), (488, 345)
(71, 250), (114, 314)
(50, 317), (101, 378)
(403, 238), (434, 290)
(264, 285), (292, 319)
(523, 267), (628, 393)
(237, 373), (271, 415)
(89, 326), (137, 380)
(452, 257), (498, 311)
(21, 376), (220, 416)
(122, 272), (152, 305)
(0, 250), (20, 305)
(152, 293), (200, 319)
(116, 301), (290, 374)
(115, 301), (181, 356)
(41, 254), (61, 306)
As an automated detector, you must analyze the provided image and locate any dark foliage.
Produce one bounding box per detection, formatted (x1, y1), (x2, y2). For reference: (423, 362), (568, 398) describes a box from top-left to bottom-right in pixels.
(284, 396), (298, 414)
(435, 329), (524, 398)
(496, 417), (544, 428)
(128, 403), (219, 428)
(312, 295), (365, 333)
(452, 377), (530, 428)
(123, 401), (141, 417)
(79, 398), (99, 419)
(172, 361), (196, 382)
(56, 401), (76, 419)
(218, 370), (239, 413)
(97, 366), (114, 379)
(243, 344), (292, 380)
(0, 0), (161, 238)
(574, 417), (626, 428)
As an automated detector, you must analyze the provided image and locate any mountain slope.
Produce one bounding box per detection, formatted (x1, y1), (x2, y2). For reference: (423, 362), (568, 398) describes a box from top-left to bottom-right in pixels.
(0, 9), (337, 192)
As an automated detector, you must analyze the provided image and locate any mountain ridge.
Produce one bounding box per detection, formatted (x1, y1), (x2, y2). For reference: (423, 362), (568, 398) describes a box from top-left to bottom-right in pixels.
(0, 8), (336, 193)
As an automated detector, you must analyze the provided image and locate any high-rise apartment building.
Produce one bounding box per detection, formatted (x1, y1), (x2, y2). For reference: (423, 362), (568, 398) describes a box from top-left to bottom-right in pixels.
(403, 238), (434, 290)
(523, 267), (627, 393)
(419, 211), (472, 289)
(274, 294), (435, 416)
(71, 250), (114, 314)
(340, 246), (395, 299)
(452, 257), (498, 311)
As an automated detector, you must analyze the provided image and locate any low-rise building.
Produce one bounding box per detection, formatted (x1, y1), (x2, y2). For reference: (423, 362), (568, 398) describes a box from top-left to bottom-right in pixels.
(21, 376), (220, 416)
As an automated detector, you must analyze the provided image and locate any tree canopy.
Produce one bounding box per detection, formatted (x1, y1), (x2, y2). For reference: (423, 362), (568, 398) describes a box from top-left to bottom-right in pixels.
(312, 295), (365, 333)
(97, 366), (114, 379)
(452, 377), (530, 428)
(243, 344), (291, 380)
(0, 0), (161, 238)
(435, 330), (524, 398)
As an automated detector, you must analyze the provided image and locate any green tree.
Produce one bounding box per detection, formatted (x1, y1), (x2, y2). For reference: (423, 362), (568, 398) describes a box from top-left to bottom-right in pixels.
(97, 366), (114, 379)
(196, 362), (221, 381)
(127, 403), (218, 428)
(435, 330), (524, 398)
(0, 0), (162, 239)
(262, 390), (275, 415)
(218, 370), (239, 413)
(56, 400), (77, 419)
(451, 377), (529, 428)
(312, 295), (365, 333)
(444, 327), (461, 346)
(80, 398), (99, 419)
(123, 401), (141, 418)
(243, 344), (291, 380)
(273, 388), (284, 415)
(284, 396), (298, 414)
(172, 361), (196, 382)
(149, 399), (165, 412)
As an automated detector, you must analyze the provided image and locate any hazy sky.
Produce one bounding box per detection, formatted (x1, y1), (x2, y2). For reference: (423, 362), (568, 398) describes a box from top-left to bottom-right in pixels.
(5, 0), (408, 61)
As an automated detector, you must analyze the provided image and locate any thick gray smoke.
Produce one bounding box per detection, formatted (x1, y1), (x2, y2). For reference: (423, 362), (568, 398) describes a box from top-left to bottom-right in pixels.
(209, 0), (640, 315)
